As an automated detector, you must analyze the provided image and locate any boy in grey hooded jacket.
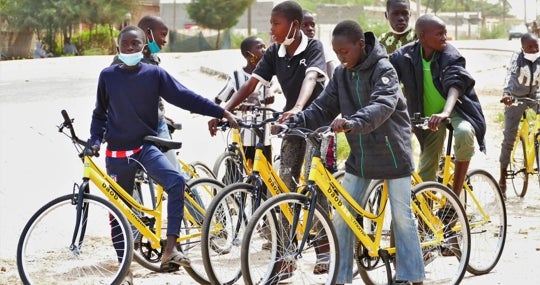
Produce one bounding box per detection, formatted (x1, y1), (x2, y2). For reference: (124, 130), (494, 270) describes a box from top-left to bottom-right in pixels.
(289, 20), (424, 285)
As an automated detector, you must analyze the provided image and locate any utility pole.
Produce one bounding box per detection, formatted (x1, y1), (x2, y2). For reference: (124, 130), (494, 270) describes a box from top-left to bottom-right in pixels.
(455, 0), (458, 40)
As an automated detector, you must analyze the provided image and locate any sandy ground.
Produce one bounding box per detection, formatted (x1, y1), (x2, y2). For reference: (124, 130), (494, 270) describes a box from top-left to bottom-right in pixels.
(1, 39), (539, 284)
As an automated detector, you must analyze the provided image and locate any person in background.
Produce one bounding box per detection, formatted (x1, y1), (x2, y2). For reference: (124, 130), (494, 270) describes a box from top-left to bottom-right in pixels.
(286, 20), (425, 285)
(63, 37), (79, 55)
(214, 36), (274, 166)
(389, 14), (486, 198)
(499, 32), (540, 199)
(379, 0), (417, 54)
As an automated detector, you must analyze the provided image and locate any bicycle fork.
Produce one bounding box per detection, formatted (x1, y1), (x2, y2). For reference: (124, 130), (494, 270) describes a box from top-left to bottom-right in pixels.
(69, 179), (90, 256)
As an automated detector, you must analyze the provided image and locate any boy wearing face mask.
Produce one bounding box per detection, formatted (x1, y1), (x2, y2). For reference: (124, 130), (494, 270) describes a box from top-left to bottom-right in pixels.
(209, 0), (327, 199)
(498, 33), (540, 198)
(214, 36), (274, 168)
(89, 25), (238, 282)
(208, 0), (329, 274)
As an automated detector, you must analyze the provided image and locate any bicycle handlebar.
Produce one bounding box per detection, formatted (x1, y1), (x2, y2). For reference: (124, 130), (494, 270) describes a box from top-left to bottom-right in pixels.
(410, 112), (451, 130)
(60, 110), (86, 146)
(218, 107), (282, 131)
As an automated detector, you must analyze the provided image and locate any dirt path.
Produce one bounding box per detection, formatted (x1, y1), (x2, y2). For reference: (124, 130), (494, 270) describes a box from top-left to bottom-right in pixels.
(1, 43), (539, 284)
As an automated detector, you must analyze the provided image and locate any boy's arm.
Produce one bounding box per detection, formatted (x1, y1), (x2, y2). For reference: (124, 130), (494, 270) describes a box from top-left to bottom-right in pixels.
(89, 77), (108, 147)
(427, 86), (459, 131)
(281, 70), (319, 122)
(223, 76), (259, 111)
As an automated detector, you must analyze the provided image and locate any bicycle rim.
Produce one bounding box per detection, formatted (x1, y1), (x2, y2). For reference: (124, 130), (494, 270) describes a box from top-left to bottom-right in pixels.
(413, 182), (470, 285)
(509, 136), (529, 197)
(180, 178), (225, 284)
(464, 170), (507, 275)
(202, 183), (259, 285)
(241, 193), (339, 285)
(191, 161), (216, 179)
(17, 194), (133, 285)
(213, 152), (244, 185)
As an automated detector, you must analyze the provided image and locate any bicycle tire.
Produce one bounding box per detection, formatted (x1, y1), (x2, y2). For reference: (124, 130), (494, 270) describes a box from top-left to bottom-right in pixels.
(131, 177), (224, 285)
(241, 192), (339, 285)
(17, 193), (133, 285)
(201, 182), (262, 285)
(412, 182), (471, 285)
(213, 151), (244, 185)
(190, 161), (216, 179)
(509, 136), (529, 197)
(463, 169), (507, 275)
(357, 179), (396, 285)
(181, 177), (225, 284)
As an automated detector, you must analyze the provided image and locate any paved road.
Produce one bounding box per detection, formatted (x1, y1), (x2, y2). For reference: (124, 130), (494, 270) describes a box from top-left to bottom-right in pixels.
(1, 39), (539, 284)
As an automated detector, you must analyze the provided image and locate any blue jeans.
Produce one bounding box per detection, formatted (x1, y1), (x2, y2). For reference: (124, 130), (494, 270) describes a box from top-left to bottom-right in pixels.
(334, 173), (425, 284)
(106, 143), (185, 237)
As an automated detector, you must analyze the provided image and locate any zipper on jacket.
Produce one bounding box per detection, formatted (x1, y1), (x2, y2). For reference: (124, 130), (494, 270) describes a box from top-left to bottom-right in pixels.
(385, 136), (398, 168)
(353, 72), (365, 176)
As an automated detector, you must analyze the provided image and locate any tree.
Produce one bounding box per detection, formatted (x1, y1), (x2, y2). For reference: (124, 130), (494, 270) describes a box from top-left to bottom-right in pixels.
(187, 0), (254, 49)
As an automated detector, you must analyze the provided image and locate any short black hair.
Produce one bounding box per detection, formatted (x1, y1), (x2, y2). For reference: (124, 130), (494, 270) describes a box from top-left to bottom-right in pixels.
(117, 25), (145, 43)
(386, 0), (410, 11)
(415, 14), (444, 35)
(273, 1), (303, 23)
(138, 15), (165, 31)
(240, 36), (259, 57)
(521, 32), (538, 45)
(332, 20), (364, 43)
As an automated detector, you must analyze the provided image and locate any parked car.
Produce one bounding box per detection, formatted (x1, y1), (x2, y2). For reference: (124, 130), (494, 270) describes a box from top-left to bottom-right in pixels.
(508, 25), (529, 40)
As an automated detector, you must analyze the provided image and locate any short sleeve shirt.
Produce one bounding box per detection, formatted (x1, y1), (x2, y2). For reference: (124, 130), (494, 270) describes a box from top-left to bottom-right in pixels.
(422, 55), (446, 116)
(252, 33), (327, 111)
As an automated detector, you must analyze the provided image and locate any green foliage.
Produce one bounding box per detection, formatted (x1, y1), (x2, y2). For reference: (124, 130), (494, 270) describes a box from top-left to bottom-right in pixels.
(72, 24), (120, 55)
(297, 0), (376, 13)
(1, 0), (135, 56)
(336, 132), (350, 166)
(480, 23), (508, 40)
(187, 0), (254, 48)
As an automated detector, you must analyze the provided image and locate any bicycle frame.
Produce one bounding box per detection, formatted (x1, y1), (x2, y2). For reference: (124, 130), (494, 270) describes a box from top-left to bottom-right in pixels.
(304, 154), (445, 258)
(512, 108), (540, 174)
(81, 155), (205, 250)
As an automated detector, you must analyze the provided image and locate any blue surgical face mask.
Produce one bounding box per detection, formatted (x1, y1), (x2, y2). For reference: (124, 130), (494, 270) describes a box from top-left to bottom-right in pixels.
(118, 51), (143, 66)
(147, 29), (161, 54)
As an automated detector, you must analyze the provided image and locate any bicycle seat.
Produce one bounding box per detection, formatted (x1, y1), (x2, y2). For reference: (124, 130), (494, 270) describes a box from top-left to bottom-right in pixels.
(144, 136), (182, 152)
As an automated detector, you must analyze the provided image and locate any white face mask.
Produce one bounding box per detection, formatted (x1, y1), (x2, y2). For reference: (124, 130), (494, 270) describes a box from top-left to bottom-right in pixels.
(524, 51), (540, 62)
(281, 23), (297, 46)
(388, 22), (411, 35)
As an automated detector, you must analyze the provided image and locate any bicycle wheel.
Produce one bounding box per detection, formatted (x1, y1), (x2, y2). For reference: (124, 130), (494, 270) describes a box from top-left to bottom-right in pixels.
(17, 193), (133, 285)
(190, 161), (216, 179)
(213, 151), (244, 185)
(463, 169), (507, 275)
(241, 192), (339, 285)
(132, 177), (224, 284)
(357, 179), (396, 285)
(412, 182), (471, 285)
(181, 177), (225, 284)
(509, 136), (529, 197)
(201, 182), (261, 285)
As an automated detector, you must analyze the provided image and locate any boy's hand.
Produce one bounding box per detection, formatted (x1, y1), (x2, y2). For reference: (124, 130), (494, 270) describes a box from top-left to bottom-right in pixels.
(427, 113), (449, 131)
(223, 110), (240, 129)
(280, 106), (301, 123)
(500, 93), (513, 106)
(331, 118), (351, 133)
(208, 118), (220, 136)
(263, 94), (275, 105)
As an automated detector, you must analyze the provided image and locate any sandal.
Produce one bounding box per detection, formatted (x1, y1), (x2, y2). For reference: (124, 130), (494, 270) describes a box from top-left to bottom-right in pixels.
(313, 262), (329, 274)
(120, 270), (133, 285)
(160, 251), (190, 272)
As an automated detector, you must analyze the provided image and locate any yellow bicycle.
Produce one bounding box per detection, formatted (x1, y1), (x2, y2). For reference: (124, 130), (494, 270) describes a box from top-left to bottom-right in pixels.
(16, 110), (225, 284)
(366, 114), (506, 278)
(506, 97), (540, 197)
(240, 125), (471, 285)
